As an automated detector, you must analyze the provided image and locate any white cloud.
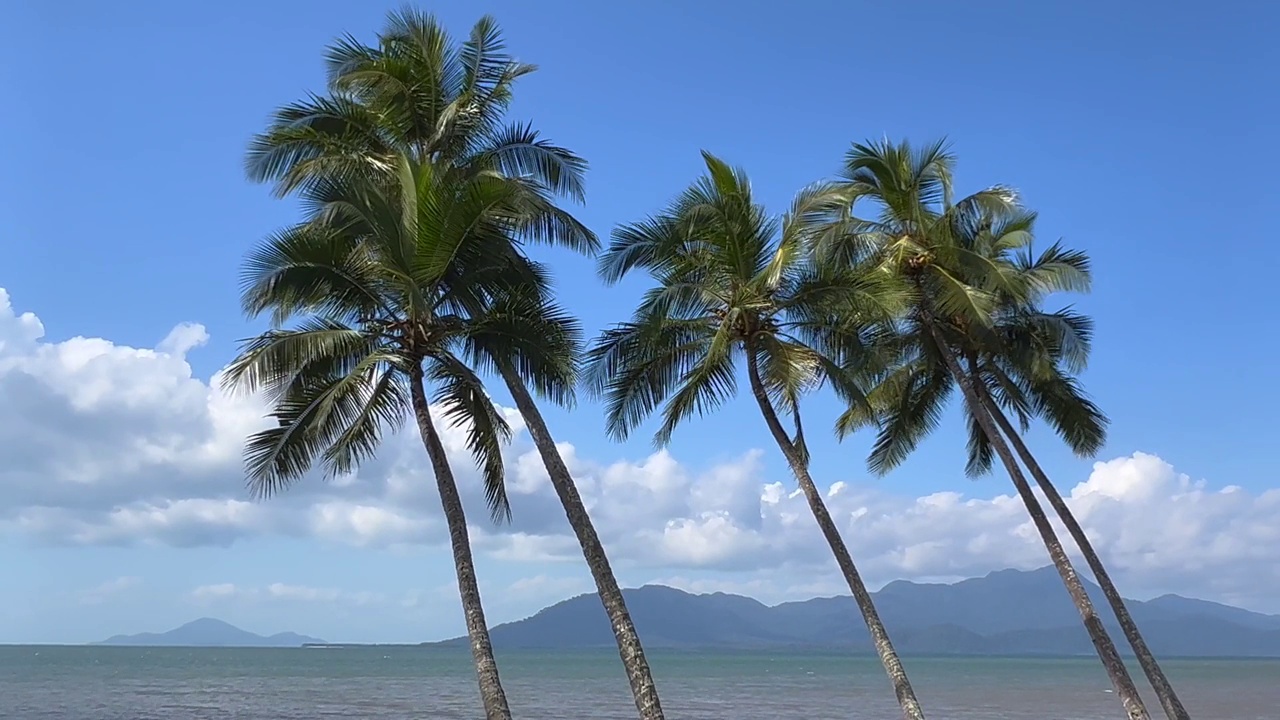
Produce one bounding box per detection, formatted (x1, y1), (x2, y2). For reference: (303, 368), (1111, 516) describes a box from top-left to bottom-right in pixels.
(78, 576), (141, 605)
(2, 288), (1280, 612)
(189, 582), (384, 607)
(190, 583), (241, 601)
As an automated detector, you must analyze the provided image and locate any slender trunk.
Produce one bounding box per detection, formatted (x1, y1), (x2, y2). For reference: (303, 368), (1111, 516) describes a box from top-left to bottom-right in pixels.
(409, 367), (512, 720)
(497, 362), (666, 720)
(744, 344), (926, 720)
(981, 398), (1190, 720)
(925, 323), (1149, 720)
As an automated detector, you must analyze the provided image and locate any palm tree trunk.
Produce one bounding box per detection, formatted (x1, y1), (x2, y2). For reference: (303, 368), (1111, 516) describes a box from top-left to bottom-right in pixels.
(496, 362), (666, 720)
(924, 322), (1149, 720)
(979, 397), (1190, 720)
(744, 345), (926, 720)
(409, 367), (513, 720)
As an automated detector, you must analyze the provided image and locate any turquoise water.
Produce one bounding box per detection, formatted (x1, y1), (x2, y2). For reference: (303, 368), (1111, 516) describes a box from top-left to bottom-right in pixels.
(2, 645), (1276, 718)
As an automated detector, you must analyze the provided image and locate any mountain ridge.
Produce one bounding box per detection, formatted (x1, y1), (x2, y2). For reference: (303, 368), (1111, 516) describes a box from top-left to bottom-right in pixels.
(93, 617), (325, 647)
(432, 567), (1280, 657)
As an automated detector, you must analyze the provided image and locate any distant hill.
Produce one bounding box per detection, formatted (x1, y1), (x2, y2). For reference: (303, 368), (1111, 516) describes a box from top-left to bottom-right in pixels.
(434, 567), (1280, 657)
(93, 618), (324, 647)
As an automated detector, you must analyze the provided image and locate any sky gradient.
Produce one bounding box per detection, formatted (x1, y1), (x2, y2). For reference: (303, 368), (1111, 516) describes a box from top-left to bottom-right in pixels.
(1, 0), (1276, 643)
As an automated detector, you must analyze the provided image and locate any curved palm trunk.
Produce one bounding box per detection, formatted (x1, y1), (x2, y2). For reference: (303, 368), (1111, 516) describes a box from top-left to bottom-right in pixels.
(497, 362), (666, 720)
(745, 348), (926, 720)
(981, 399), (1190, 720)
(409, 368), (513, 720)
(925, 324), (1149, 720)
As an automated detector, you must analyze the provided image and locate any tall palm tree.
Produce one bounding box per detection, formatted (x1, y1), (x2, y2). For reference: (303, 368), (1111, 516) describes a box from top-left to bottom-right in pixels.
(819, 139), (1150, 720)
(244, 11), (667, 717)
(223, 154), (580, 720)
(587, 151), (928, 720)
(964, 294), (1190, 720)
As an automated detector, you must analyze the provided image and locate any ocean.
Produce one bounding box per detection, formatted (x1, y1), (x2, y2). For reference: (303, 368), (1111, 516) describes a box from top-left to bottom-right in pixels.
(2, 645), (1276, 719)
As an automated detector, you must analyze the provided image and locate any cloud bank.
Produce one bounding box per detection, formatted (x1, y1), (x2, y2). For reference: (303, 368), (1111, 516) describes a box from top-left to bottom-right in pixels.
(2, 287), (1278, 611)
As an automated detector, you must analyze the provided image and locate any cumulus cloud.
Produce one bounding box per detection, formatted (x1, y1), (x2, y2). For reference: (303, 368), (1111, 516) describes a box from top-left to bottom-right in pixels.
(2, 288), (1279, 611)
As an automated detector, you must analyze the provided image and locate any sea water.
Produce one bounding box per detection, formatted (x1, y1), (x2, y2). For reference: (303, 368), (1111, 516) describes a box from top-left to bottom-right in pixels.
(2, 645), (1276, 719)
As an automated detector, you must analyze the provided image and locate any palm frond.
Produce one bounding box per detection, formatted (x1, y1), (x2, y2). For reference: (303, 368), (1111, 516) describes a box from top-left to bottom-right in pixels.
(963, 402), (995, 477)
(426, 353), (513, 522)
(221, 319), (383, 401)
(1023, 370), (1109, 457)
(653, 322), (738, 447)
(861, 361), (954, 475)
(322, 367), (412, 477)
(585, 316), (714, 442)
(242, 349), (403, 497)
(467, 290), (583, 408)
(1019, 240), (1092, 296)
(479, 122), (588, 203)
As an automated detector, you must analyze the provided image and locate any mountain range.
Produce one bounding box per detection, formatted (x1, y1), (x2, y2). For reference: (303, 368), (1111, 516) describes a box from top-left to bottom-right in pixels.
(435, 567), (1280, 657)
(93, 618), (324, 647)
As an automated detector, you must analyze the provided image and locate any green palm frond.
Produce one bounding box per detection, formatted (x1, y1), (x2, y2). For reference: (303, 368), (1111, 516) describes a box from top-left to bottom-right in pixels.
(927, 266), (998, 327)
(245, 94), (396, 196)
(1021, 368), (1108, 456)
(239, 221), (389, 325)
(497, 174), (598, 253)
(586, 316), (714, 442)
(480, 123), (588, 203)
(221, 320), (385, 402)
(653, 321), (738, 447)
(460, 15), (523, 96)
(466, 290), (583, 408)
(997, 306), (1093, 376)
(1018, 240), (1092, 296)
(598, 214), (689, 284)
(963, 402), (995, 478)
(322, 368), (412, 477)
(843, 138), (954, 227)
(861, 361), (954, 475)
(241, 349), (405, 497)
(754, 333), (821, 408)
(426, 353), (513, 522)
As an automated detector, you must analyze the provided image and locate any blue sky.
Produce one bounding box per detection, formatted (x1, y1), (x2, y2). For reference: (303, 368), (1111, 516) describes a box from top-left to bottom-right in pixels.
(1, 0), (1276, 644)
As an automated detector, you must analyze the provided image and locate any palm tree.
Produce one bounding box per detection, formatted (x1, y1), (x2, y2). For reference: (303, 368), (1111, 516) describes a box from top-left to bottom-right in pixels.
(472, 285), (668, 720)
(587, 151), (928, 720)
(222, 154), (582, 720)
(964, 295), (1190, 720)
(244, 11), (667, 717)
(819, 139), (1151, 720)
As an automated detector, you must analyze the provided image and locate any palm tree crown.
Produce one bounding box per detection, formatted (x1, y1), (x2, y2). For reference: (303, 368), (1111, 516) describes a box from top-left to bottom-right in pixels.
(816, 140), (1102, 472)
(588, 151), (892, 450)
(223, 153), (574, 518)
(246, 10), (587, 206)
